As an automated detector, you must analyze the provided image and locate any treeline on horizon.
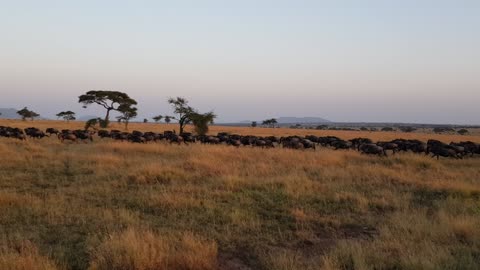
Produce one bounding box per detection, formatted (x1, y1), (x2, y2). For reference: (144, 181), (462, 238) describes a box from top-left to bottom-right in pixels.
(3, 90), (477, 136)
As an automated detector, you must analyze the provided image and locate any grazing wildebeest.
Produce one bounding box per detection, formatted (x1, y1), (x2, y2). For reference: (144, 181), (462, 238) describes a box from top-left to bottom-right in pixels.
(97, 130), (111, 139)
(25, 127), (46, 139)
(359, 144), (386, 156)
(429, 146), (461, 160)
(74, 130), (94, 143)
(169, 134), (187, 145)
(377, 142), (399, 154)
(46, 128), (59, 136)
(58, 132), (77, 143)
(227, 138), (242, 147)
(350, 138), (373, 150)
(331, 140), (351, 150)
(128, 134), (146, 143)
(181, 132), (196, 143)
(318, 136), (341, 147)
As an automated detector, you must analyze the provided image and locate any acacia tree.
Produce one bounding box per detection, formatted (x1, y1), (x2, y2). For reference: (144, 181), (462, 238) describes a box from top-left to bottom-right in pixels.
(17, 107), (40, 121)
(116, 105), (138, 130)
(262, 118), (277, 128)
(168, 97), (216, 134)
(78, 90), (137, 127)
(251, 121), (257, 128)
(164, 116), (172, 124)
(56, 111), (76, 122)
(84, 118), (101, 131)
(190, 112), (216, 135)
(152, 115), (163, 123)
(168, 97), (196, 134)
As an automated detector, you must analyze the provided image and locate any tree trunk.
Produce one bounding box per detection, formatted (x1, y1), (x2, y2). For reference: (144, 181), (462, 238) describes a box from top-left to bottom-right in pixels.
(104, 109), (112, 127)
(179, 118), (185, 134)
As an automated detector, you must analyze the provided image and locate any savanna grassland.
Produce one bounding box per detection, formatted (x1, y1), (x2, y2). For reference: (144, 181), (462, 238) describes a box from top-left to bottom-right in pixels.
(1, 120), (480, 270)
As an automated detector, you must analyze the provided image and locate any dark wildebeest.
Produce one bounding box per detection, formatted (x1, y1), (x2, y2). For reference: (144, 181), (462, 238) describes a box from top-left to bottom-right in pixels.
(331, 140), (351, 150)
(58, 132), (77, 143)
(97, 130), (111, 139)
(350, 138), (373, 150)
(377, 142), (399, 154)
(46, 128), (59, 136)
(359, 143), (386, 156)
(25, 127), (46, 139)
(429, 146), (461, 160)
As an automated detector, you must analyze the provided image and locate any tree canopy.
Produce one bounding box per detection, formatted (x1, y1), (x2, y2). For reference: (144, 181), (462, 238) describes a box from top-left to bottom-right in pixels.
(116, 105), (138, 130)
(17, 107), (40, 121)
(78, 90), (137, 127)
(190, 112), (217, 135)
(152, 115), (163, 123)
(56, 111), (76, 122)
(262, 118), (278, 128)
(168, 97), (215, 134)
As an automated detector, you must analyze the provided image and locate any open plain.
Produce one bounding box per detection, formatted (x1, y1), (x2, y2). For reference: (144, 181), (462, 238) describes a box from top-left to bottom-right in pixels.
(0, 119), (479, 269)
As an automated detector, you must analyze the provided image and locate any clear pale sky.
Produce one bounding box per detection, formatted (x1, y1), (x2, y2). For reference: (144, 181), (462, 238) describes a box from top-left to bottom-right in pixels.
(0, 1), (479, 124)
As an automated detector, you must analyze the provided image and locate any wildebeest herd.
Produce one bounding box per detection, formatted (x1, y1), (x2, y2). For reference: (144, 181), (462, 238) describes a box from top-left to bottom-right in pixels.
(1, 126), (479, 159)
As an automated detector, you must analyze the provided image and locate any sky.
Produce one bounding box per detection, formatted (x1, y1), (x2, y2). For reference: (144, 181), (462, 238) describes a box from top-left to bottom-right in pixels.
(0, 0), (479, 124)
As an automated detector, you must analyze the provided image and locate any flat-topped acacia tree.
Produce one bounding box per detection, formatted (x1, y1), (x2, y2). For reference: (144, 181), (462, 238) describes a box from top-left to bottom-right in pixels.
(56, 111), (76, 122)
(78, 90), (137, 127)
(17, 107), (40, 121)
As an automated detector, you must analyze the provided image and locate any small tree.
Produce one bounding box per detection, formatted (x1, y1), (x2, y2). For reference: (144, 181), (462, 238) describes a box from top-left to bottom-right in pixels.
(191, 112), (216, 136)
(143, 118), (148, 123)
(56, 111), (76, 122)
(381, 127), (394, 132)
(270, 118), (278, 128)
(152, 115), (163, 123)
(85, 118), (101, 131)
(164, 116), (172, 124)
(457, 129), (469, 135)
(251, 121), (257, 128)
(168, 97), (195, 134)
(78, 90), (137, 128)
(17, 107), (39, 121)
(399, 126), (416, 133)
(116, 105), (138, 130)
(262, 118), (277, 128)
(316, 125), (328, 130)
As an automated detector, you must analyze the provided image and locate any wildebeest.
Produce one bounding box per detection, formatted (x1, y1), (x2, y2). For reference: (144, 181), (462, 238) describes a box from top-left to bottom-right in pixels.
(350, 138), (373, 150)
(46, 128), (59, 136)
(359, 143), (386, 156)
(429, 146), (461, 160)
(24, 127), (46, 139)
(377, 142), (399, 154)
(331, 140), (351, 150)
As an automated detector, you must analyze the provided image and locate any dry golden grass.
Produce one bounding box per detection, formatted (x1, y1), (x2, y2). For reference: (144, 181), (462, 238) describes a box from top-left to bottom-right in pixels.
(0, 241), (61, 270)
(88, 228), (218, 270)
(0, 119), (479, 269)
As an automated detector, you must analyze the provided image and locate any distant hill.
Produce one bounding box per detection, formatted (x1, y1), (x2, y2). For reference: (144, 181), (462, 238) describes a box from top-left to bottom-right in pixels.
(276, 116), (331, 124)
(0, 108), (21, 119)
(0, 108), (51, 120)
(222, 116), (331, 126)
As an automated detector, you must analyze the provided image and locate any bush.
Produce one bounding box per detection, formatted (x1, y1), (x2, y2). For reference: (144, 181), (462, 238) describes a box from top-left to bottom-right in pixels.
(457, 129), (469, 135)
